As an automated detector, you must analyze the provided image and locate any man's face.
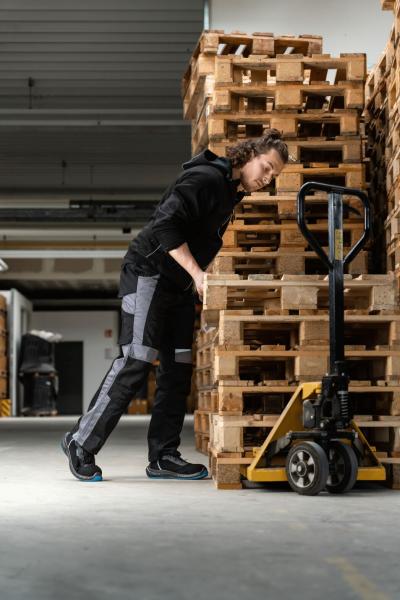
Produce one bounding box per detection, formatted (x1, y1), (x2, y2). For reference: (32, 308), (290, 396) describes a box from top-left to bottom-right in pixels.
(240, 148), (286, 192)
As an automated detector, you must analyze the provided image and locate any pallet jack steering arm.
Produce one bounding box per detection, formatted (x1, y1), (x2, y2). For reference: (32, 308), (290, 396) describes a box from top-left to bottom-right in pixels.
(297, 180), (370, 269)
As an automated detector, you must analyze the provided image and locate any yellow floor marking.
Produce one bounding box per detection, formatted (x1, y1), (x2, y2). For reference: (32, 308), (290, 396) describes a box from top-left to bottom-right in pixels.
(326, 557), (391, 600)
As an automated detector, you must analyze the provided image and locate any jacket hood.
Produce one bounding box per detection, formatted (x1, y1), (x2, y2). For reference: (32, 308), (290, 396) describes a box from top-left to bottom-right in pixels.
(182, 149), (233, 180)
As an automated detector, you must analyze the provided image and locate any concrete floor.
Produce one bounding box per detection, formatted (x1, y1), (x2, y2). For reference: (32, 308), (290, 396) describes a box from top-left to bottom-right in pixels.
(0, 416), (399, 600)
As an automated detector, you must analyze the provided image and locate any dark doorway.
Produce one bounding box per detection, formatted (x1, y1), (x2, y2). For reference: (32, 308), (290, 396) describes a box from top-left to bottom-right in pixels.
(54, 341), (83, 415)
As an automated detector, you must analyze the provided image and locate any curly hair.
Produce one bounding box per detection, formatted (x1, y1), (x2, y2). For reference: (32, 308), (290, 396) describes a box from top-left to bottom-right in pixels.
(225, 129), (289, 168)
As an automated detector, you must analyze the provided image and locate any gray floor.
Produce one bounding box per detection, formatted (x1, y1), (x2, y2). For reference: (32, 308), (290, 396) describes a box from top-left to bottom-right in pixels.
(0, 416), (399, 600)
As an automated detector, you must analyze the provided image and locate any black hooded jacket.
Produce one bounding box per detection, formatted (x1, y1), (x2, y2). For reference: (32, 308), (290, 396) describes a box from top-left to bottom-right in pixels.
(121, 149), (245, 293)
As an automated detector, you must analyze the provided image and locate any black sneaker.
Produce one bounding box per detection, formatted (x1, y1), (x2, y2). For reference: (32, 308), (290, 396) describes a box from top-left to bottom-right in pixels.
(146, 452), (208, 480)
(61, 432), (103, 482)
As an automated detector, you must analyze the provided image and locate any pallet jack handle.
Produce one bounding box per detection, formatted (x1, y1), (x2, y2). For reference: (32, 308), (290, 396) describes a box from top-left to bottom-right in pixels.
(297, 181), (371, 377)
(297, 181), (370, 267)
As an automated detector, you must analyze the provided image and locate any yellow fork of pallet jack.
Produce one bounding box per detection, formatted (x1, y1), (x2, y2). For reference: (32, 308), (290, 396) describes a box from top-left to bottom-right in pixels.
(244, 382), (386, 483)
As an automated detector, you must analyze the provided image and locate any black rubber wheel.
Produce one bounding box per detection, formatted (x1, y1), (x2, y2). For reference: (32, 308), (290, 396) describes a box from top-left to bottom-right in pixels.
(326, 441), (358, 494)
(286, 442), (329, 496)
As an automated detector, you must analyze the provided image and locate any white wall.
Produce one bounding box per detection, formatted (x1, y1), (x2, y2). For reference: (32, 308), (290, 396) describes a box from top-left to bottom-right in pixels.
(210, 0), (393, 69)
(31, 311), (119, 413)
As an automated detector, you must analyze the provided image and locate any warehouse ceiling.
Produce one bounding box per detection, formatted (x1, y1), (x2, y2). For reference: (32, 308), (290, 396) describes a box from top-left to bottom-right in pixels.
(0, 0), (204, 197)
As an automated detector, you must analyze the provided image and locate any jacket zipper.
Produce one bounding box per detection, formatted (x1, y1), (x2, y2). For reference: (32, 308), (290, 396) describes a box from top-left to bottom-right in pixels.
(217, 211), (234, 240)
(145, 243), (161, 258)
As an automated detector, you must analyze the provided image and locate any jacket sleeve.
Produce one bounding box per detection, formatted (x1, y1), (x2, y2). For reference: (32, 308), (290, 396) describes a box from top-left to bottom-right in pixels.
(151, 170), (219, 252)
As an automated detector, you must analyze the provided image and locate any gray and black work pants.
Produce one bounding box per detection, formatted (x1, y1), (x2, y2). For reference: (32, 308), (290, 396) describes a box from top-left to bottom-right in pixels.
(70, 269), (195, 462)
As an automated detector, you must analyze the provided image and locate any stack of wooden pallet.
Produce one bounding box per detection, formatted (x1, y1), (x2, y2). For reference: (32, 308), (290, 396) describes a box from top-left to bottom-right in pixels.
(196, 274), (400, 489)
(0, 295), (10, 417)
(183, 30), (369, 278)
(365, 26), (395, 273)
(184, 30), (400, 489)
(213, 192), (368, 279)
(182, 33), (322, 124)
(373, 1), (400, 285)
(183, 32), (366, 185)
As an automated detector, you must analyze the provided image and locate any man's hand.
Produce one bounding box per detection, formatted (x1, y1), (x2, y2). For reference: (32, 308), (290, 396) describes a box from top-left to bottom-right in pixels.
(168, 242), (206, 301)
(192, 270), (205, 301)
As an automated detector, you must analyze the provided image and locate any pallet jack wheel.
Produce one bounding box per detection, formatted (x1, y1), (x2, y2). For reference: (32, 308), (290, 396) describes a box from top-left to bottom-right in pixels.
(286, 441), (329, 496)
(326, 441), (358, 494)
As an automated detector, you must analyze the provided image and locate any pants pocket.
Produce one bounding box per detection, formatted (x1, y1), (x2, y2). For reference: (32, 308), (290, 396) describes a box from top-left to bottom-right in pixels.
(121, 292), (136, 315)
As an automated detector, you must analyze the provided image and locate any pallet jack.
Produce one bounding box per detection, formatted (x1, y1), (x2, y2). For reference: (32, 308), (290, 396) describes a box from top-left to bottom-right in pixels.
(243, 182), (386, 495)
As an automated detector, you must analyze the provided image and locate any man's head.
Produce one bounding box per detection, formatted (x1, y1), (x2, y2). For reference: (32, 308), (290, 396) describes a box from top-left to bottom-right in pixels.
(226, 129), (289, 193)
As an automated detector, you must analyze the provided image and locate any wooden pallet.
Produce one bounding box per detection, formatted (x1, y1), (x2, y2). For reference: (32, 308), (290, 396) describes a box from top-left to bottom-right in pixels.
(196, 31), (323, 58)
(209, 451), (400, 489)
(217, 311), (400, 347)
(201, 380), (400, 415)
(211, 81), (365, 112)
(213, 54), (366, 85)
(212, 248), (369, 277)
(233, 192), (304, 221)
(222, 219), (365, 250)
(201, 54), (366, 126)
(210, 412), (400, 451)
(213, 138), (365, 167)
(202, 273), (397, 317)
(193, 110), (362, 154)
(212, 345), (400, 383)
(231, 191), (365, 220)
(208, 412), (400, 489)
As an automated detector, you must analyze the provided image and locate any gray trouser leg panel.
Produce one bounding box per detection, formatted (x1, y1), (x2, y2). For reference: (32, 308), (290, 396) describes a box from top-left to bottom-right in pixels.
(73, 274), (162, 451)
(73, 353), (129, 448)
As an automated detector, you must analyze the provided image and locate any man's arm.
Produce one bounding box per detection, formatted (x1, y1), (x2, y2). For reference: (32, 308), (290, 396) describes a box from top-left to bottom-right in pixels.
(152, 172), (214, 255)
(168, 242), (205, 299)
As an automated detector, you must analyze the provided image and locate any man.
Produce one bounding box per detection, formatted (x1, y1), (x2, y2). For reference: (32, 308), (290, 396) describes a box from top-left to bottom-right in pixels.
(62, 129), (289, 482)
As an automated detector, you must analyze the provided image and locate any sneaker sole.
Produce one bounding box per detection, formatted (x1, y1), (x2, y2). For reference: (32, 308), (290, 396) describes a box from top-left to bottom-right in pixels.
(61, 435), (103, 483)
(145, 466), (208, 480)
